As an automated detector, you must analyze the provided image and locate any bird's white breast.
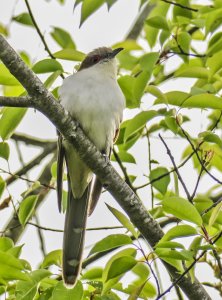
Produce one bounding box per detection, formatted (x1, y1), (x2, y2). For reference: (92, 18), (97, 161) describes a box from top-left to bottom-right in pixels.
(59, 65), (125, 152)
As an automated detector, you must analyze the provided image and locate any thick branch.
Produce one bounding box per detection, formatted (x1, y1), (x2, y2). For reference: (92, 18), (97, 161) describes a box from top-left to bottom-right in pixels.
(125, 2), (156, 40)
(0, 34), (211, 300)
(0, 96), (32, 107)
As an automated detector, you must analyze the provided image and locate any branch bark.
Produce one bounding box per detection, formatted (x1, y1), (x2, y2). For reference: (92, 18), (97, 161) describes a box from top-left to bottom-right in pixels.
(0, 34), (212, 300)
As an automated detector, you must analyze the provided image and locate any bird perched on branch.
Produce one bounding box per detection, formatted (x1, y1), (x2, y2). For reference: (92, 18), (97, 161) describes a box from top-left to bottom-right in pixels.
(57, 47), (125, 287)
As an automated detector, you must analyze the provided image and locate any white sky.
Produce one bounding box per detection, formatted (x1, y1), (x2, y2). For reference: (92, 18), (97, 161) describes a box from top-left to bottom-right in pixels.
(0, 1), (220, 299)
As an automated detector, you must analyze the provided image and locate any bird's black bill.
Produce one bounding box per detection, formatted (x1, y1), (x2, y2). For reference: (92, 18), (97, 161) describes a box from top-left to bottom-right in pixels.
(111, 47), (124, 58)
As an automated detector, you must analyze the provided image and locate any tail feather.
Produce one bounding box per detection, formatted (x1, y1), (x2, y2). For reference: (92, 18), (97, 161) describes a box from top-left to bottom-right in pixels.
(88, 176), (103, 216)
(62, 183), (90, 287)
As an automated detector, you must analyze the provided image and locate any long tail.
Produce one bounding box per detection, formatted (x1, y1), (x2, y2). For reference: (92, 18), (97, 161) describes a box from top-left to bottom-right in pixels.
(62, 183), (90, 287)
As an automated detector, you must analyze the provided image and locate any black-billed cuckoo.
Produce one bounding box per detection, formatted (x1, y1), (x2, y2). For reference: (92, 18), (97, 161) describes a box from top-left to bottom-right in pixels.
(57, 47), (125, 287)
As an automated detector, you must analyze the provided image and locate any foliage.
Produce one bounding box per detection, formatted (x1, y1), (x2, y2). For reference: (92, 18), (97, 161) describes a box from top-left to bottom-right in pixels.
(0, 0), (222, 299)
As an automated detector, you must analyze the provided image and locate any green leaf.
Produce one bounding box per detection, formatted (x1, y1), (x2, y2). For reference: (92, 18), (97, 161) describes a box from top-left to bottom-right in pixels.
(207, 32), (222, 56)
(0, 64), (21, 86)
(41, 250), (62, 268)
(126, 281), (156, 299)
(150, 167), (170, 195)
(124, 111), (157, 142)
(80, 0), (104, 26)
(206, 50), (222, 77)
(0, 237), (14, 252)
(102, 248), (136, 292)
(111, 150), (136, 164)
(133, 71), (151, 102)
(50, 281), (83, 300)
(177, 32), (191, 53)
(155, 91), (222, 110)
(132, 262), (150, 280)
(0, 108), (27, 140)
(209, 202), (222, 228)
(0, 142), (10, 160)
(106, 256), (137, 281)
(53, 49), (85, 61)
(16, 270), (51, 300)
(89, 234), (132, 256)
(44, 71), (62, 89)
(112, 40), (142, 51)
(146, 16), (169, 31)
(164, 116), (179, 133)
(32, 59), (63, 74)
(162, 196), (202, 225)
(140, 52), (159, 71)
(118, 75), (136, 108)
(155, 248), (192, 261)
(81, 267), (103, 279)
(12, 13), (34, 27)
(146, 85), (168, 104)
(51, 27), (76, 49)
(18, 195), (39, 226)
(155, 241), (185, 249)
(0, 22), (8, 36)
(0, 250), (29, 281)
(199, 131), (222, 148)
(160, 225), (197, 241)
(175, 66), (209, 79)
(0, 176), (6, 199)
(7, 245), (24, 258)
(106, 204), (138, 238)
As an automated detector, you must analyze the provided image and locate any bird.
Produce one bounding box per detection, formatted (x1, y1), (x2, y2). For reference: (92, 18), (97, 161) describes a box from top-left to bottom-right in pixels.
(57, 47), (125, 287)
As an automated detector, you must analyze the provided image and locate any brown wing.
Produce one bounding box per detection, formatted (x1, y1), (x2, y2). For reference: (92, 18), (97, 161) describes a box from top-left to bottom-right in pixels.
(57, 132), (65, 213)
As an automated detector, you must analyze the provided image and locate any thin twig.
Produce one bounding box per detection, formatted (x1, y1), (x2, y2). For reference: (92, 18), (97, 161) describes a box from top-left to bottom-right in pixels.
(26, 222), (123, 233)
(168, 51), (206, 58)
(161, 0), (198, 12)
(179, 124), (222, 185)
(24, 0), (54, 59)
(190, 166), (204, 201)
(24, 0), (64, 79)
(137, 241), (161, 296)
(34, 214), (47, 256)
(112, 147), (137, 194)
(0, 167), (55, 190)
(136, 149), (196, 190)
(155, 250), (207, 300)
(159, 134), (192, 201)
(201, 197), (222, 216)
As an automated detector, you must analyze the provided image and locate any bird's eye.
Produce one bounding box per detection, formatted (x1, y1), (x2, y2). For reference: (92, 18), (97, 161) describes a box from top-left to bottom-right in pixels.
(93, 55), (100, 63)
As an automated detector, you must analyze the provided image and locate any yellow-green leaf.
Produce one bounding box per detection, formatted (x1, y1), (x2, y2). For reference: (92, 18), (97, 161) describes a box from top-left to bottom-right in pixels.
(32, 59), (63, 74)
(53, 49), (85, 61)
(162, 196), (202, 225)
(19, 195), (39, 226)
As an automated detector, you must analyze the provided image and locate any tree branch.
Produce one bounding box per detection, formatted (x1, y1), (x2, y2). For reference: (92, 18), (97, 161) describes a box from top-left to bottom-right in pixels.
(0, 34), (212, 300)
(0, 96), (32, 107)
(125, 2), (156, 40)
(11, 132), (56, 147)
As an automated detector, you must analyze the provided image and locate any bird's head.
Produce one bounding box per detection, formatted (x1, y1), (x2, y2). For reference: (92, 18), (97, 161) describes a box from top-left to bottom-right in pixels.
(79, 47), (123, 75)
